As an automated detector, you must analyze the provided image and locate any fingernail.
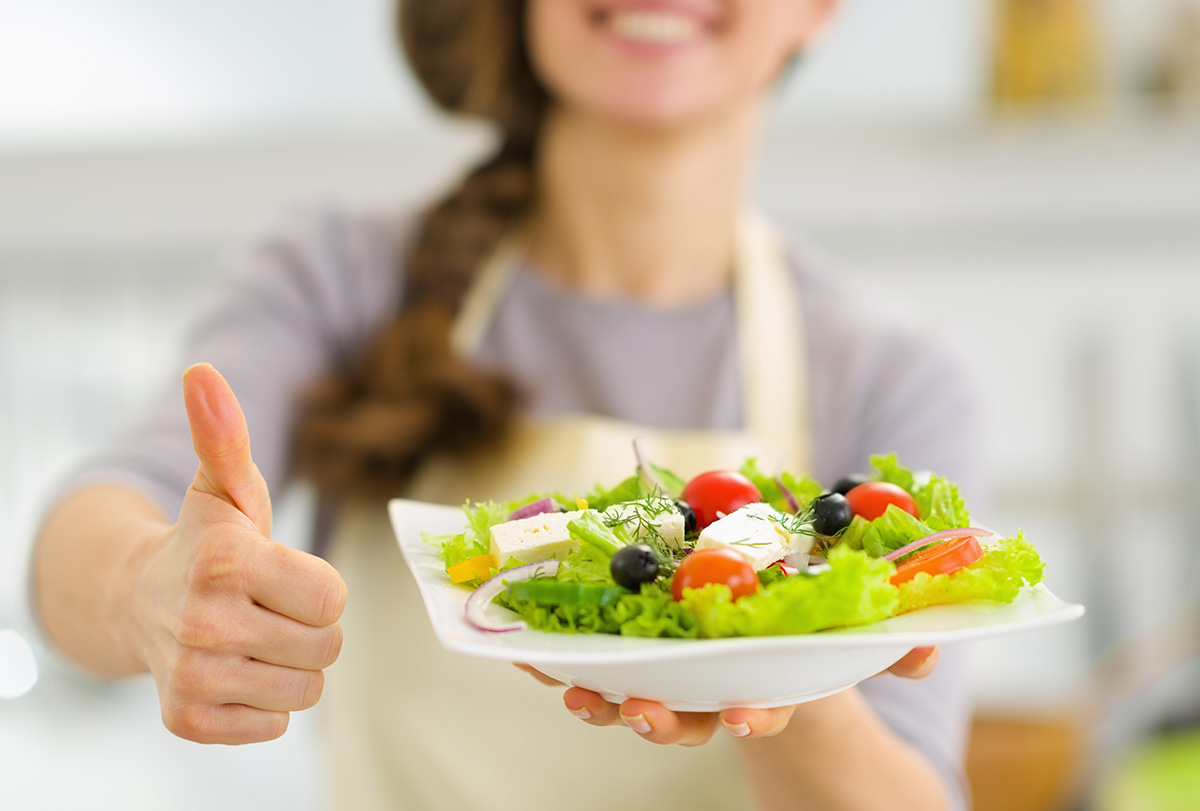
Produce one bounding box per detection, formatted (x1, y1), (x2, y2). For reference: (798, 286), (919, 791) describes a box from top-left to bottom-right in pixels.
(622, 713), (651, 734)
(568, 706), (591, 721)
(723, 721), (751, 738)
(182, 361), (213, 381)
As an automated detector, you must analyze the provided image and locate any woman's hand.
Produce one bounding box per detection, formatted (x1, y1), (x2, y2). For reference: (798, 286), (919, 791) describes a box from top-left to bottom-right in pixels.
(118, 363), (348, 744)
(518, 645), (940, 746)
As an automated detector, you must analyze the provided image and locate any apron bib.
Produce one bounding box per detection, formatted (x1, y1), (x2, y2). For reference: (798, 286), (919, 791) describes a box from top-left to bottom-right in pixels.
(323, 216), (811, 810)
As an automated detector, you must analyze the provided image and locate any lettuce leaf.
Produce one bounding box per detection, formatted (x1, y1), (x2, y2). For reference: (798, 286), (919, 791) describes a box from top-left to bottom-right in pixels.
(870, 454), (970, 531)
(430, 499), (532, 568)
(871, 454), (915, 492)
(913, 476), (970, 531)
(505, 583), (700, 638)
(739, 458), (824, 513)
(583, 475), (646, 512)
(896, 532), (1045, 613)
(838, 504), (934, 557)
(556, 544), (615, 585)
(582, 462), (686, 511)
(679, 547), (899, 637)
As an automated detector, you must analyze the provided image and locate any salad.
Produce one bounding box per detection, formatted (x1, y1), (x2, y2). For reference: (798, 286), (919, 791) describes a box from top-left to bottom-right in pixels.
(427, 452), (1046, 639)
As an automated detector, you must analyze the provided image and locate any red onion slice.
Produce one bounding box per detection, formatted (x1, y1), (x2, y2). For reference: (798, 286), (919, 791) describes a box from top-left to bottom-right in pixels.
(465, 560), (561, 633)
(632, 437), (669, 496)
(774, 476), (801, 514)
(882, 528), (995, 563)
(506, 497), (562, 522)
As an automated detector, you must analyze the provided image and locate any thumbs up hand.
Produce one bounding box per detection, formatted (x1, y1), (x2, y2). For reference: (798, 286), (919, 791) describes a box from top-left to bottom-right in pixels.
(131, 363), (347, 744)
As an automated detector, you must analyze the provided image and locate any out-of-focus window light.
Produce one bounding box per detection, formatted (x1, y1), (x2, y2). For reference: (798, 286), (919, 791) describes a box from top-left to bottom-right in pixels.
(0, 4), (222, 146)
(0, 630), (39, 700)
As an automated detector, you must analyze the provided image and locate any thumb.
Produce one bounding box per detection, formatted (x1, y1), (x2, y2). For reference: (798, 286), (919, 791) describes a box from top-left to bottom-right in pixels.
(182, 362), (272, 537)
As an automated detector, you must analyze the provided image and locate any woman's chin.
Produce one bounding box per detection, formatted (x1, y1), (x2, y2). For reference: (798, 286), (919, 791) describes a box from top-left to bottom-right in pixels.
(562, 88), (737, 132)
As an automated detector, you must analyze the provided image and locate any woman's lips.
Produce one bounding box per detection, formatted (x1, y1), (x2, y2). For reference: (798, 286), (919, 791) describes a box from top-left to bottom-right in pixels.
(591, 2), (721, 46)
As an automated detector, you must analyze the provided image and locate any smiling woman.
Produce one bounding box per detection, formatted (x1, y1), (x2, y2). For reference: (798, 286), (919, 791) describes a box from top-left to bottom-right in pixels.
(528, 0), (828, 125)
(29, 1), (982, 810)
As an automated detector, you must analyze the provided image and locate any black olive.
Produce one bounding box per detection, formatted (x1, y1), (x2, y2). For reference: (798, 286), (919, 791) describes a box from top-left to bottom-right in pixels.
(675, 500), (698, 535)
(811, 493), (853, 536)
(610, 544), (660, 590)
(831, 474), (869, 496)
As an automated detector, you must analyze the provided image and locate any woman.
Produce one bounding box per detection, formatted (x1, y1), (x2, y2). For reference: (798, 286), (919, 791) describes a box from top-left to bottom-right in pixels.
(33, 1), (980, 809)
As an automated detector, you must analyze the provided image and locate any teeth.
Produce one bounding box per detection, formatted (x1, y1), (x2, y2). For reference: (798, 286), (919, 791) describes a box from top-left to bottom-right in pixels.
(607, 10), (701, 44)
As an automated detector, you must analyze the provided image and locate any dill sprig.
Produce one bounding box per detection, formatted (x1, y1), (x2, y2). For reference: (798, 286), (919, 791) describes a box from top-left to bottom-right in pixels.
(746, 506), (819, 538)
(601, 495), (683, 570)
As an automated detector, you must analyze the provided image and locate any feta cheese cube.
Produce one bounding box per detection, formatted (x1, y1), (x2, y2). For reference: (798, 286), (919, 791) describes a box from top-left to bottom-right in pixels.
(694, 503), (814, 571)
(601, 500), (686, 550)
(489, 510), (585, 567)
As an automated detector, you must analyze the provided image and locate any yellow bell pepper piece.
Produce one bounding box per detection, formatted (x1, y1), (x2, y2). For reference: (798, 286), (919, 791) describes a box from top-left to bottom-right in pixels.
(447, 554), (496, 585)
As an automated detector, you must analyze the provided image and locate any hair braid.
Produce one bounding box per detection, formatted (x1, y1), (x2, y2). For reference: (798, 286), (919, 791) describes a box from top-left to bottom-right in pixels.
(293, 0), (547, 498)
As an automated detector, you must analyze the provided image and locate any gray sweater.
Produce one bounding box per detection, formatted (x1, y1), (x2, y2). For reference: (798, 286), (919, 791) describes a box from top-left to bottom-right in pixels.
(53, 206), (983, 808)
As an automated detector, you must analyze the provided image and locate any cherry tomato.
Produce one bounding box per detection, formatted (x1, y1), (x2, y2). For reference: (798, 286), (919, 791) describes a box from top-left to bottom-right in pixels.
(682, 471), (762, 530)
(845, 482), (919, 522)
(671, 548), (759, 602)
(891, 535), (983, 585)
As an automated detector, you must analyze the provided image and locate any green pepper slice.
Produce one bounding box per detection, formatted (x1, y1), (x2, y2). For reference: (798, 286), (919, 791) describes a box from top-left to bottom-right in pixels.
(506, 578), (628, 607)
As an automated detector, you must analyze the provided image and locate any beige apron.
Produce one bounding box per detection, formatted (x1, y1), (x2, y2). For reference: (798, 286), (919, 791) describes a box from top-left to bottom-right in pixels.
(324, 215), (811, 810)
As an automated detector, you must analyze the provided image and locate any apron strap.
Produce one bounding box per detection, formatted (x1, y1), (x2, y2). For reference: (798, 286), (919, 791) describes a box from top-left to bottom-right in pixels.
(450, 236), (524, 359)
(733, 213), (811, 472)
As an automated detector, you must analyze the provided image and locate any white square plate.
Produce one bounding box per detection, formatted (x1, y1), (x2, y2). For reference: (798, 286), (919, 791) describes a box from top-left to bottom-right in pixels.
(389, 498), (1085, 711)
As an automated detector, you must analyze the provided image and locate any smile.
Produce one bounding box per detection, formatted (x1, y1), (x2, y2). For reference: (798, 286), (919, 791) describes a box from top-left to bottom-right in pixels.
(605, 10), (703, 44)
(592, 2), (720, 47)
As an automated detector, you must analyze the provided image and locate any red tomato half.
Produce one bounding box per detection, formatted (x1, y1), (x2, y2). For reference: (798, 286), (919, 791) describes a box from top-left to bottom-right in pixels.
(845, 482), (919, 522)
(890, 535), (983, 585)
(682, 470), (762, 530)
(671, 548), (759, 602)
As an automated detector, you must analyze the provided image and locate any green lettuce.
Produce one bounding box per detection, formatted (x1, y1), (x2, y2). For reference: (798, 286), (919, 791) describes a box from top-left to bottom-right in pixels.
(871, 454), (916, 492)
(679, 547), (899, 637)
(739, 458), (824, 513)
(583, 475), (646, 512)
(896, 532), (1044, 613)
(505, 583), (700, 638)
(428, 498), (551, 568)
(870, 454), (970, 531)
(839, 504), (935, 557)
(913, 476), (971, 531)
(583, 462), (686, 511)
(556, 544), (615, 585)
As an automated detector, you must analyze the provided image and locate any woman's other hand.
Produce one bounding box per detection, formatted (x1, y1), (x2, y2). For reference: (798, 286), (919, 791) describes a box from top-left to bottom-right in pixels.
(540, 645), (939, 745)
(125, 363), (347, 744)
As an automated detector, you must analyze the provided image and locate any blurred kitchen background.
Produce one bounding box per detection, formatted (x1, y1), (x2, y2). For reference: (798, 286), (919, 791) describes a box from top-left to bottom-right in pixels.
(1, 1), (1198, 809)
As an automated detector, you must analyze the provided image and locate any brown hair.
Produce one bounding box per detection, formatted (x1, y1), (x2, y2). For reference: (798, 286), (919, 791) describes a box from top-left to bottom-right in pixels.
(293, 0), (548, 498)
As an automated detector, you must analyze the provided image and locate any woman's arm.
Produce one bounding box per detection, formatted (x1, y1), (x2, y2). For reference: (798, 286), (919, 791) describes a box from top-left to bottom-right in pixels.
(556, 647), (949, 811)
(28, 209), (409, 746)
(736, 687), (952, 811)
(35, 484), (173, 677)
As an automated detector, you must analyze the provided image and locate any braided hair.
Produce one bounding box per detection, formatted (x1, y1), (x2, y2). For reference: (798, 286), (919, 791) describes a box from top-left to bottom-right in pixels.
(294, 0), (548, 497)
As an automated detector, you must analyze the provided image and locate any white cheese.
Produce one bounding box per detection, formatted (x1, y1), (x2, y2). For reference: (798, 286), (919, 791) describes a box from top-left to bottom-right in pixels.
(694, 503), (814, 571)
(489, 510), (586, 567)
(601, 500), (686, 550)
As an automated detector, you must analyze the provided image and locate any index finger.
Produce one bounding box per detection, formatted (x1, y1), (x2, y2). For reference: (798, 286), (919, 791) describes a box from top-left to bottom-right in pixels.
(244, 541), (347, 627)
